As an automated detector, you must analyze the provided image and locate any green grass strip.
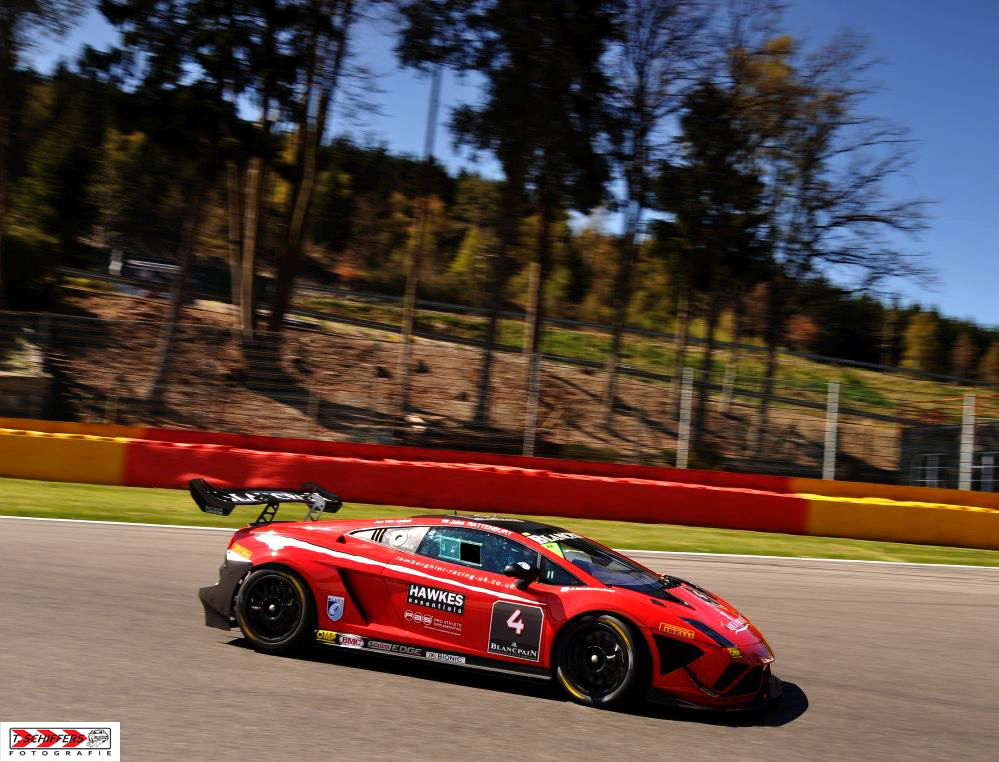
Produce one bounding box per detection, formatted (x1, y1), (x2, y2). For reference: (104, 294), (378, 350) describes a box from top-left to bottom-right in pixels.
(1, 476), (997, 566)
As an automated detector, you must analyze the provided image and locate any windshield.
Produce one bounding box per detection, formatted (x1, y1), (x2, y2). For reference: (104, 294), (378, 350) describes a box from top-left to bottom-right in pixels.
(540, 535), (661, 590)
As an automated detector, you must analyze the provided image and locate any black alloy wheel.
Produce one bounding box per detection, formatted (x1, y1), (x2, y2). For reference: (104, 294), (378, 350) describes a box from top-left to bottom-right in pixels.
(235, 568), (314, 653)
(555, 614), (640, 707)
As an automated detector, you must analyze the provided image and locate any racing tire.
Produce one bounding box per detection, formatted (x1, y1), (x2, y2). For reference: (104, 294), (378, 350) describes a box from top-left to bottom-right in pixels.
(235, 568), (315, 653)
(554, 614), (641, 708)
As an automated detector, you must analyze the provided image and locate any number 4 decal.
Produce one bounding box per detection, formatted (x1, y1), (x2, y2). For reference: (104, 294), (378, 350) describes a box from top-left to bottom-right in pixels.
(506, 608), (525, 635)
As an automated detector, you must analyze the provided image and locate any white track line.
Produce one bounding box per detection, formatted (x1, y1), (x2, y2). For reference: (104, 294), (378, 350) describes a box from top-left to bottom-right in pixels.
(2, 514), (997, 569)
(0, 515), (232, 532)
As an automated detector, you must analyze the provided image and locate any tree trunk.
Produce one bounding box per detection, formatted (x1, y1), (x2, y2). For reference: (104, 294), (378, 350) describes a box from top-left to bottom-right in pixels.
(523, 197), (554, 362)
(240, 147), (266, 335)
(693, 288), (720, 446)
(522, 188), (555, 435)
(225, 159), (243, 321)
(146, 179), (206, 401)
(0, 35), (10, 310)
(602, 199), (640, 425)
(270, 0), (353, 334)
(398, 64), (442, 414)
(753, 274), (783, 450)
(671, 281), (691, 414)
(473, 176), (521, 425)
(722, 300), (742, 413)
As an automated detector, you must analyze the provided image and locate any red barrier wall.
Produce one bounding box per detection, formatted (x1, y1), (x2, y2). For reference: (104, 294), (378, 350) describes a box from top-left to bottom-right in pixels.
(135, 426), (792, 492)
(122, 439), (810, 534)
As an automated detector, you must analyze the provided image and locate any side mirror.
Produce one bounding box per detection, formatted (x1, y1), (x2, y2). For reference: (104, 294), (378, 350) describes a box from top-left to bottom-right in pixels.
(503, 561), (540, 590)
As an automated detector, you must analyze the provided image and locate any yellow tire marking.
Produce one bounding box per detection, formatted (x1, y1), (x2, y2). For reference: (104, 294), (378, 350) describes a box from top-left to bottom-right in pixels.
(557, 668), (588, 701)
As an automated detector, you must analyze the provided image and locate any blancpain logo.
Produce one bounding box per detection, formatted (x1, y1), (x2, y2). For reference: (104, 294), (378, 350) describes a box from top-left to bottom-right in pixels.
(407, 584), (466, 614)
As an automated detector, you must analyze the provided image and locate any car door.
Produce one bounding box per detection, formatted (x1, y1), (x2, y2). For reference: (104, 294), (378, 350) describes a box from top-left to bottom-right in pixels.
(392, 526), (554, 665)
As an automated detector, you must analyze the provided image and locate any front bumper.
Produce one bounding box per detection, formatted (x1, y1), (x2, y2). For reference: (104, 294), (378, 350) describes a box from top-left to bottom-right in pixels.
(648, 674), (782, 712)
(198, 557), (251, 630)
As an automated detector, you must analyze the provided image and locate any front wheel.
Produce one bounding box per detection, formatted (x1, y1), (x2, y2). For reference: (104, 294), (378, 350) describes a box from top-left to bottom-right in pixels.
(235, 568), (314, 653)
(554, 614), (641, 707)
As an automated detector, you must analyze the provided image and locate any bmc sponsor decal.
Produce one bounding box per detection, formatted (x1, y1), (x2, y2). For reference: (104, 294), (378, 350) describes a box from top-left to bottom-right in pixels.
(2, 723), (120, 761)
(407, 584), (465, 615)
(426, 651), (466, 665)
(338, 634), (365, 649)
(326, 595), (345, 622)
(487, 602), (544, 662)
(315, 629), (338, 643)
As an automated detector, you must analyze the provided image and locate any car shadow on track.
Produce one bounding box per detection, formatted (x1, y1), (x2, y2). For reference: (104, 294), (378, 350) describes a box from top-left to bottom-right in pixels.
(225, 638), (808, 726)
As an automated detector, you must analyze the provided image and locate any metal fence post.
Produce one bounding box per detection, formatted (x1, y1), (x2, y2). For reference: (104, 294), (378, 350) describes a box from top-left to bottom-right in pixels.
(37, 313), (52, 364)
(822, 382), (839, 480)
(523, 353), (542, 456)
(959, 393), (976, 490)
(676, 367), (693, 469)
(307, 388), (320, 438)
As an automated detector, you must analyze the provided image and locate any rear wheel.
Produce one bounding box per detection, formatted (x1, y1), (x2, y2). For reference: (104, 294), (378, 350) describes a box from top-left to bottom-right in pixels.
(235, 568), (314, 653)
(555, 614), (640, 707)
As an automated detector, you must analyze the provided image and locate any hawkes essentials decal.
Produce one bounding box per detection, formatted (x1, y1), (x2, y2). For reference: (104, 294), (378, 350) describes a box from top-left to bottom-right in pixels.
(407, 584), (465, 614)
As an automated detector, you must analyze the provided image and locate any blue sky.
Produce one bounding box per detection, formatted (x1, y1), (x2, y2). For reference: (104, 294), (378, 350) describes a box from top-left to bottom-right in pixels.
(28, 1), (999, 327)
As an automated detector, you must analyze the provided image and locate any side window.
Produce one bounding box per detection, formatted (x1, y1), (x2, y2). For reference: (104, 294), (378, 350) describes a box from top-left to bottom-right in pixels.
(417, 527), (538, 574)
(350, 526), (428, 553)
(539, 556), (583, 587)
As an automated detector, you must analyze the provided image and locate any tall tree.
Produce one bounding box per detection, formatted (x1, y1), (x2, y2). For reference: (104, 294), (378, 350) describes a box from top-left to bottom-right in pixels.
(656, 81), (764, 446)
(268, 0), (358, 333)
(901, 311), (942, 374)
(0, 0), (83, 307)
(979, 341), (999, 385)
(601, 0), (710, 423)
(451, 0), (619, 431)
(730, 28), (930, 445)
(950, 332), (977, 379)
(99, 0), (291, 394)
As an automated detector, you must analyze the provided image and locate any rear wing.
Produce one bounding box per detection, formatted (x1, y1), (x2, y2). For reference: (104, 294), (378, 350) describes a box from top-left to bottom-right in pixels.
(189, 478), (343, 525)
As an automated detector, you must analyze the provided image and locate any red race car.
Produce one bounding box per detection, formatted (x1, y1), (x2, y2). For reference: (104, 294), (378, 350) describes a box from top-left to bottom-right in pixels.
(193, 479), (780, 711)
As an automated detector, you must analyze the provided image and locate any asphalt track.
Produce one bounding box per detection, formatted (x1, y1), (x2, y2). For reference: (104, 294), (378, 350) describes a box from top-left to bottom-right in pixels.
(2, 518), (997, 761)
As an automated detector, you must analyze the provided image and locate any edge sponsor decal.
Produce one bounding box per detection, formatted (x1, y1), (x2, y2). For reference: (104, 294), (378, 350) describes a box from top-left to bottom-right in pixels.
(326, 595), (345, 622)
(658, 622), (696, 639)
(2, 723), (121, 761)
(488, 602), (544, 662)
(407, 583), (465, 614)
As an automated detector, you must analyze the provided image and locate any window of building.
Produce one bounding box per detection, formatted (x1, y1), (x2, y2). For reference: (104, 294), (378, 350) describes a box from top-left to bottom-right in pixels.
(912, 453), (945, 487)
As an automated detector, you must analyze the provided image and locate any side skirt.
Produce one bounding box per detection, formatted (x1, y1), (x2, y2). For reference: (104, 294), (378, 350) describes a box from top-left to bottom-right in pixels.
(314, 630), (551, 682)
